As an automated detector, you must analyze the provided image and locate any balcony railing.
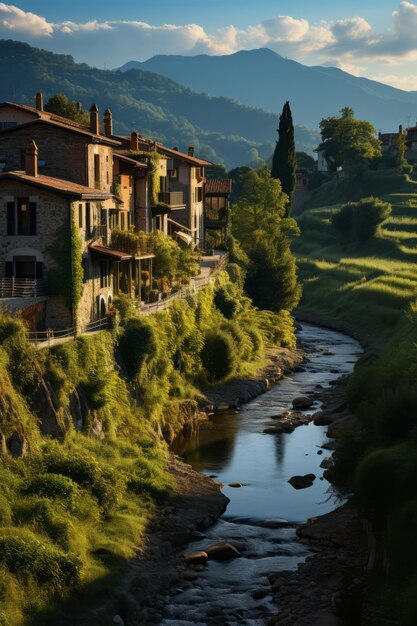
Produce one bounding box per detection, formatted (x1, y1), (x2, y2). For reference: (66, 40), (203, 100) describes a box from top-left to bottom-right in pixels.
(0, 277), (47, 298)
(158, 191), (185, 207)
(111, 229), (155, 257)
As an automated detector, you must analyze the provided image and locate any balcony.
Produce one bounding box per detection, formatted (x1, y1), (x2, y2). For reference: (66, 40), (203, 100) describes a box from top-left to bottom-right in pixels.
(110, 228), (155, 258)
(158, 191), (185, 207)
(0, 277), (47, 298)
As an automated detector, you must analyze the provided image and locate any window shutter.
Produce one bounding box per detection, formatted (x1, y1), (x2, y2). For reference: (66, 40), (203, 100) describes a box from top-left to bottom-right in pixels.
(29, 202), (37, 235)
(7, 201), (15, 235)
(5, 261), (13, 277)
(36, 262), (43, 279)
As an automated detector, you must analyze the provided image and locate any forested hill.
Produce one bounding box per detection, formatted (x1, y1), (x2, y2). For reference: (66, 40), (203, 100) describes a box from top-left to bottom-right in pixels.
(0, 40), (318, 168)
(120, 48), (417, 131)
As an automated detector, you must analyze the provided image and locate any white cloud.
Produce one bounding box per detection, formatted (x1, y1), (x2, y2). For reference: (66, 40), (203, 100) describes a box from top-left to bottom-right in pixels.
(371, 74), (417, 91)
(0, 2), (53, 36)
(1, 1), (417, 82)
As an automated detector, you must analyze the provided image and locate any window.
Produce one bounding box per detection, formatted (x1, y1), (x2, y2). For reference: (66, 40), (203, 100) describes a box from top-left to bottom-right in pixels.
(100, 260), (111, 288)
(94, 154), (100, 188)
(7, 199), (36, 235)
(0, 160), (5, 172)
(120, 212), (126, 230)
(197, 187), (203, 203)
(0, 122), (17, 130)
(85, 202), (91, 237)
(78, 203), (83, 228)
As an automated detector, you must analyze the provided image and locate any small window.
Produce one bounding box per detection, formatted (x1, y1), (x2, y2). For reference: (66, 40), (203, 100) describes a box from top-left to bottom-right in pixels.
(85, 202), (91, 237)
(0, 160), (5, 172)
(100, 260), (111, 288)
(0, 122), (17, 130)
(8, 198), (36, 236)
(120, 212), (126, 230)
(78, 203), (83, 228)
(94, 154), (100, 188)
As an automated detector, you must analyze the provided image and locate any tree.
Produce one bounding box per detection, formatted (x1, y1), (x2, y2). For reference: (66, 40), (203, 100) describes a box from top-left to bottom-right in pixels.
(319, 107), (381, 175)
(231, 168), (289, 247)
(396, 133), (412, 175)
(271, 101), (297, 214)
(228, 166), (252, 203)
(296, 151), (316, 172)
(45, 93), (89, 125)
(206, 164), (228, 179)
(245, 232), (301, 312)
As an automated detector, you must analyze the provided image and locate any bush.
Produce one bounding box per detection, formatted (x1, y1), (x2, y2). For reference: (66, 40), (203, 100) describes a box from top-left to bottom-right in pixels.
(214, 286), (239, 319)
(25, 474), (77, 502)
(226, 263), (246, 290)
(118, 317), (157, 379)
(332, 197), (392, 242)
(0, 532), (81, 590)
(201, 330), (236, 382)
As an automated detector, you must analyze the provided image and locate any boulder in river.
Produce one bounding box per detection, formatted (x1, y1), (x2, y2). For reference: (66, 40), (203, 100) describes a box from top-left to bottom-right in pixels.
(313, 411), (334, 426)
(228, 482), (243, 488)
(184, 550), (208, 566)
(264, 424), (295, 434)
(205, 541), (241, 561)
(320, 457), (334, 470)
(288, 474), (316, 489)
(292, 396), (314, 410)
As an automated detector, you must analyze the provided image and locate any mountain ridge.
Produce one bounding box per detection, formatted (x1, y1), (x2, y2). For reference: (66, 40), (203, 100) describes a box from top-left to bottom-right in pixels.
(118, 48), (417, 130)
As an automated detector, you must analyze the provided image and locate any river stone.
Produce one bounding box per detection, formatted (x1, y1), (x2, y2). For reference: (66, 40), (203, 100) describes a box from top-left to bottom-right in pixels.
(228, 482), (243, 488)
(292, 396), (314, 410)
(313, 411), (334, 426)
(205, 541), (241, 561)
(320, 457), (334, 469)
(260, 519), (289, 528)
(269, 411), (290, 420)
(184, 550), (208, 566)
(288, 474), (316, 489)
(263, 424), (295, 434)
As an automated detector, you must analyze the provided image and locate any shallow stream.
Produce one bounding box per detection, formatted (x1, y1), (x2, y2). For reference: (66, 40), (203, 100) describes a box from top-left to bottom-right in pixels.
(162, 324), (362, 625)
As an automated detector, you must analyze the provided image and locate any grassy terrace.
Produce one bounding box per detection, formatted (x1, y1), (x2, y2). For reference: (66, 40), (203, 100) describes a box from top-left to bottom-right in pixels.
(293, 172), (417, 340)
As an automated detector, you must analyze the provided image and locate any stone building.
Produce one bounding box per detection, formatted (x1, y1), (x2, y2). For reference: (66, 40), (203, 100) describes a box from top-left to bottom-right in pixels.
(204, 179), (232, 246)
(0, 93), (212, 330)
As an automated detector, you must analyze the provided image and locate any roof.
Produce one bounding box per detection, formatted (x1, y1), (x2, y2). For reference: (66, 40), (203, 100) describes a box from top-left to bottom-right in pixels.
(113, 135), (212, 166)
(0, 101), (88, 130)
(205, 179), (233, 195)
(89, 245), (132, 261)
(0, 171), (115, 199)
(0, 115), (121, 146)
(113, 152), (148, 167)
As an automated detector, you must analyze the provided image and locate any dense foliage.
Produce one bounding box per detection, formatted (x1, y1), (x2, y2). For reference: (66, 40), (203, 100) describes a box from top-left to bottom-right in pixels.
(332, 197), (392, 243)
(44, 94), (89, 125)
(271, 101), (296, 212)
(318, 107), (381, 175)
(231, 167), (301, 313)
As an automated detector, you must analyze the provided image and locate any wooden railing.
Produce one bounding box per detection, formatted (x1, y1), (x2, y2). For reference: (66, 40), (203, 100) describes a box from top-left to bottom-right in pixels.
(111, 229), (155, 257)
(0, 277), (47, 298)
(28, 317), (110, 345)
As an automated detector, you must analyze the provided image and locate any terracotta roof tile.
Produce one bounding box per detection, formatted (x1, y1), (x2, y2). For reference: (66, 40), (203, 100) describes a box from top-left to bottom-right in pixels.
(205, 179), (233, 195)
(0, 171), (115, 198)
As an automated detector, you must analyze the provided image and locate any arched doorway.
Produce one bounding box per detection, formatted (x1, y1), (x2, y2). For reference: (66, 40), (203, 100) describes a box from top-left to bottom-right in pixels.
(100, 297), (106, 319)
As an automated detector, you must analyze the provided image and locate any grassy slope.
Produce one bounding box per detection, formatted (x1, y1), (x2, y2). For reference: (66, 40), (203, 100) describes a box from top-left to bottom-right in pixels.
(293, 171), (417, 340)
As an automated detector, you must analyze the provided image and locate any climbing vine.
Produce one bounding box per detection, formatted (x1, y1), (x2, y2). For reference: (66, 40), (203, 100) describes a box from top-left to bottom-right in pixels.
(130, 151), (167, 206)
(47, 211), (84, 329)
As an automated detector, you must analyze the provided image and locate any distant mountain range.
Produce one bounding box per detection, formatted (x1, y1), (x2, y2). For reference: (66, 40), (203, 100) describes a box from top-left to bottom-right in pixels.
(119, 48), (417, 132)
(0, 40), (319, 168)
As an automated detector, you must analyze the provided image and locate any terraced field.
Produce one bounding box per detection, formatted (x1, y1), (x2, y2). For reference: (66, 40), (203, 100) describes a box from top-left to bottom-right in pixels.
(293, 181), (417, 339)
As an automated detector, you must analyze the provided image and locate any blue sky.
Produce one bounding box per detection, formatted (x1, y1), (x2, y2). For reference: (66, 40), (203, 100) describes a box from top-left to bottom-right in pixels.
(2, 1), (417, 89)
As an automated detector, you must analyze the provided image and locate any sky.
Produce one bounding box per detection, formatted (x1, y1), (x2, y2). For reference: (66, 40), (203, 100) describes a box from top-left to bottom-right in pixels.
(2, 1), (417, 90)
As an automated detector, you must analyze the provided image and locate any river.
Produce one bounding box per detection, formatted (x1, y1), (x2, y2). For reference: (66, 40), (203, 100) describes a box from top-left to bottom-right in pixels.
(162, 323), (362, 625)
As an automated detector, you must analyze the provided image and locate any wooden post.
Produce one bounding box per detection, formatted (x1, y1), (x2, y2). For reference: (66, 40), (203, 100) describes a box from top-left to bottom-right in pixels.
(128, 260), (133, 298)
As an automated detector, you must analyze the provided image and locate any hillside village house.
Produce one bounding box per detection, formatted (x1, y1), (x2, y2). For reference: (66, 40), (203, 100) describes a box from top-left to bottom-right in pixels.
(0, 93), (211, 331)
(204, 178), (232, 246)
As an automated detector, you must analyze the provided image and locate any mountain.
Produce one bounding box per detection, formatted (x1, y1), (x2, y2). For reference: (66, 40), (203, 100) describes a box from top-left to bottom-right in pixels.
(0, 40), (318, 168)
(119, 48), (417, 131)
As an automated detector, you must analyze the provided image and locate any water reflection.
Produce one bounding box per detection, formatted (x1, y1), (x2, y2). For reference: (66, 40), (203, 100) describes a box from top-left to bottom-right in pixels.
(162, 324), (363, 626)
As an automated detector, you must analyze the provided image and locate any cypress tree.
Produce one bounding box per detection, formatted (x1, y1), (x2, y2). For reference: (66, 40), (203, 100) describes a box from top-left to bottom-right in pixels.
(271, 101), (297, 215)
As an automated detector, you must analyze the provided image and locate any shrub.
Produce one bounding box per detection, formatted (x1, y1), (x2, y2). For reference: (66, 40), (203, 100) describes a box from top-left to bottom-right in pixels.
(214, 286), (239, 319)
(226, 263), (246, 290)
(25, 473), (77, 502)
(201, 330), (236, 382)
(0, 532), (81, 590)
(332, 197), (392, 242)
(118, 317), (157, 379)
(226, 234), (250, 268)
(12, 499), (71, 550)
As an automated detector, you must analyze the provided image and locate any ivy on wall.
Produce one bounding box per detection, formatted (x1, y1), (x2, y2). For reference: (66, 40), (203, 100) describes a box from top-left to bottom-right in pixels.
(131, 151), (167, 206)
(47, 211), (84, 329)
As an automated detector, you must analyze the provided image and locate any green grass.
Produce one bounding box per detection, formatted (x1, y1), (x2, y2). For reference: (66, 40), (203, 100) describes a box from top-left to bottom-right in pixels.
(294, 173), (417, 339)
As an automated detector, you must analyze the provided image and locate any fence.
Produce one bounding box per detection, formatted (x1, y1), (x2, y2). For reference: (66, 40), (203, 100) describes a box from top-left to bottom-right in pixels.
(0, 277), (46, 298)
(27, 251), (228, 345)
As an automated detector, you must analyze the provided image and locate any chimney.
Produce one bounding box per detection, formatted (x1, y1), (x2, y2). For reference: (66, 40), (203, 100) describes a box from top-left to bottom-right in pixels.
(25, 140), (38, 177)
(35, 92), (44, 112)
(89, 103), (99, 135)
(103, 109), (113, 137)
(130, 131), (139, 151)
(399, 124), (403, 134)
(188, 146), (195, 157)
